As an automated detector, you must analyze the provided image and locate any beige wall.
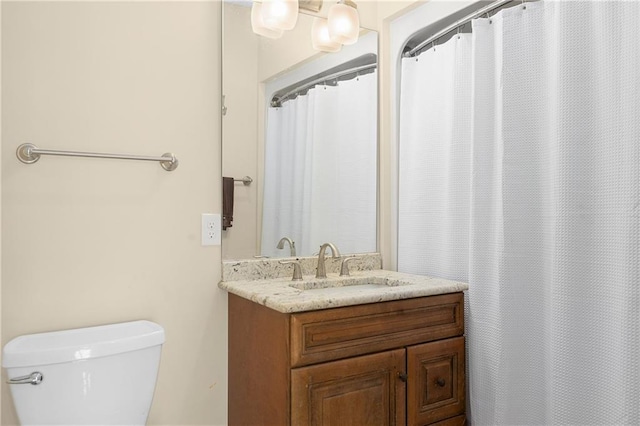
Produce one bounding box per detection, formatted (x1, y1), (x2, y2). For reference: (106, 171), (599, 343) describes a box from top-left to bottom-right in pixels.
(257, 13), (322, 83)
(0, 0), (3, 420)
(1, 2), (225, 425)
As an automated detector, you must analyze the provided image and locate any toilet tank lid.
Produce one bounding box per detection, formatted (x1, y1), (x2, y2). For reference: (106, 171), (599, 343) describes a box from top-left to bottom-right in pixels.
(2, 320), (165, 368)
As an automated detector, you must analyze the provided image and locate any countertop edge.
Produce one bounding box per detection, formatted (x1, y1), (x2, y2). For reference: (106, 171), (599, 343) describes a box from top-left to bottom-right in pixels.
(219, 271), (469, 313)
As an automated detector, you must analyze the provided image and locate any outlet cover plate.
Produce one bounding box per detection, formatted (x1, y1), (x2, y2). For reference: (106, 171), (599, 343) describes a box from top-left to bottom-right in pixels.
(202, 213), (221, 246)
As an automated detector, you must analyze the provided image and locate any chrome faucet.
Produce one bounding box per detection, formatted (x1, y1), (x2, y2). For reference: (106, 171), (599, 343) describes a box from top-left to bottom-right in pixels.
(316, 243), (341, 279)
(276, 237), (296, 257)
(279, 260), (303, 281)
(340, 256), (357, 277)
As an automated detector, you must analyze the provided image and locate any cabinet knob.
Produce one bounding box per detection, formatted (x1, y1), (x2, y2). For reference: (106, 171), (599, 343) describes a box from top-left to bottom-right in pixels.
(436, 378), (446, 387)
(398, 373), (408, 382)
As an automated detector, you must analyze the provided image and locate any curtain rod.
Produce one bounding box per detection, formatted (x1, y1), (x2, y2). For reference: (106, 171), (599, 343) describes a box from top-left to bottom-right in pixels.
(271, 63), (377, 107)
(404, 0), (524, 58)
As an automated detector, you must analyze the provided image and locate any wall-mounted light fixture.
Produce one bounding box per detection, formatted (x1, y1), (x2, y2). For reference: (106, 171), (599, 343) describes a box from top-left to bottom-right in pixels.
(311, 17), (342, 52)
(261, 0), (299, 31)
(251, 2), (284, 39)
(251, 0), (359, 52)
(327, 0), (359, 45)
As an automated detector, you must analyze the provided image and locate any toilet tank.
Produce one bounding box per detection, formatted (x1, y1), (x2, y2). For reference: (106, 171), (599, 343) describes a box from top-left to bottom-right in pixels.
(2, 320), (165, 426)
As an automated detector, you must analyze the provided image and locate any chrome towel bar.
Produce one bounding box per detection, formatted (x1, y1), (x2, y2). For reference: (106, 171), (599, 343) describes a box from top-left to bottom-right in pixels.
(16, 143), (178, 171)
(234, 176), (253, 185)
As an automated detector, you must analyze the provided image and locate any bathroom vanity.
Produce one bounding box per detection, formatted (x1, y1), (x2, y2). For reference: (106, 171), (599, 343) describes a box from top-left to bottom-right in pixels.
(220, 256), (468, 426)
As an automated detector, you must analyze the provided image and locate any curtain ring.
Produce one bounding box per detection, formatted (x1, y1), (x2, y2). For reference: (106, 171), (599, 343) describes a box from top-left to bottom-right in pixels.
(522, 0), (527, 10)
(457, 26), (461, 39)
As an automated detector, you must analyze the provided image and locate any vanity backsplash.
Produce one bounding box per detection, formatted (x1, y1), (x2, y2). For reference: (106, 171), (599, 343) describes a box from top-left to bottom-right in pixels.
(222, 253), (382, 282)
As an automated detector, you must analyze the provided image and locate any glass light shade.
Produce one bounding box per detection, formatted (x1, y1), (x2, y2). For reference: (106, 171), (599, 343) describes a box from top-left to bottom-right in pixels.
(251, 2), (284, 39)
(311, 18), (342, 53)
(261, 0), (299, 31)
(328, 1), (359, 45)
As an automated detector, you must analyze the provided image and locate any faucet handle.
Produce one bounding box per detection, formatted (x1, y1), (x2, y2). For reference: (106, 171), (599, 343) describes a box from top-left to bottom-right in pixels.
(340, 257), (357, 277)
(279, 260), (303, 281)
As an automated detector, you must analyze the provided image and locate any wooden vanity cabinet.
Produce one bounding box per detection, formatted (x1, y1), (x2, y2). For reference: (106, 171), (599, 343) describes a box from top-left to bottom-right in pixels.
(228, 292), (465, 426)
(291, 348), (407, 426)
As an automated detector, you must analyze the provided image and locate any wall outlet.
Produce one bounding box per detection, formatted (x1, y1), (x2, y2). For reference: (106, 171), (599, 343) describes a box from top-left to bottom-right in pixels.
(201, 213), (221, 246)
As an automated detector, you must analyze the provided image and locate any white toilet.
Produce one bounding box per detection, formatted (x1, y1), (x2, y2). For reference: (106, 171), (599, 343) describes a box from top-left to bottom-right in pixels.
(2, 320), (165, 425)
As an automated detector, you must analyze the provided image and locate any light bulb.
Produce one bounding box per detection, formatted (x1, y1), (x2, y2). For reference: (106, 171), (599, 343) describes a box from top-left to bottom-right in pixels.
(328, 0), (359, 45)
(261, 0), (299, 32)
(311, 17), (342, 52)
(251, 2), (284, 39)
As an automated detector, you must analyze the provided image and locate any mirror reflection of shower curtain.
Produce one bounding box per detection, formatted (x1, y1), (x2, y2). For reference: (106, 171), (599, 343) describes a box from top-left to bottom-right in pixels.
(262, 71), (377, 258)
(398, 1), (639, 424)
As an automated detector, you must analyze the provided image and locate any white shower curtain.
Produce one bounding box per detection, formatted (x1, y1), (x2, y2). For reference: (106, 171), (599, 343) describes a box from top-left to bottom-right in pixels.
(262, 71), (377, 257)
(398, 1), (639, 424)
(398, 34), (472, 282)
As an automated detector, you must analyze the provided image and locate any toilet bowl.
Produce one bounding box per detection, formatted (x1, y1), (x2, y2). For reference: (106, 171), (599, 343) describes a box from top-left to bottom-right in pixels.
(2, 320), (165, 425)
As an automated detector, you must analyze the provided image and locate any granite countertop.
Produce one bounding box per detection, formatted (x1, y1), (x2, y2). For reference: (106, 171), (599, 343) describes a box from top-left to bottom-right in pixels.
(222, 253), (382, 282)
(218, 269), (469, 313)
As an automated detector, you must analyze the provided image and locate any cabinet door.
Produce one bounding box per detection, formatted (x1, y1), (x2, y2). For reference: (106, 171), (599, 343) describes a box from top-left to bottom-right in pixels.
(407, 337), (465, 425)
(291, 349), (406, 426)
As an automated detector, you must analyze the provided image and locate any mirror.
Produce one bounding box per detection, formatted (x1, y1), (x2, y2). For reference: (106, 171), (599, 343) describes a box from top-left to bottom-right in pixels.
(222, 1), (378, 259)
